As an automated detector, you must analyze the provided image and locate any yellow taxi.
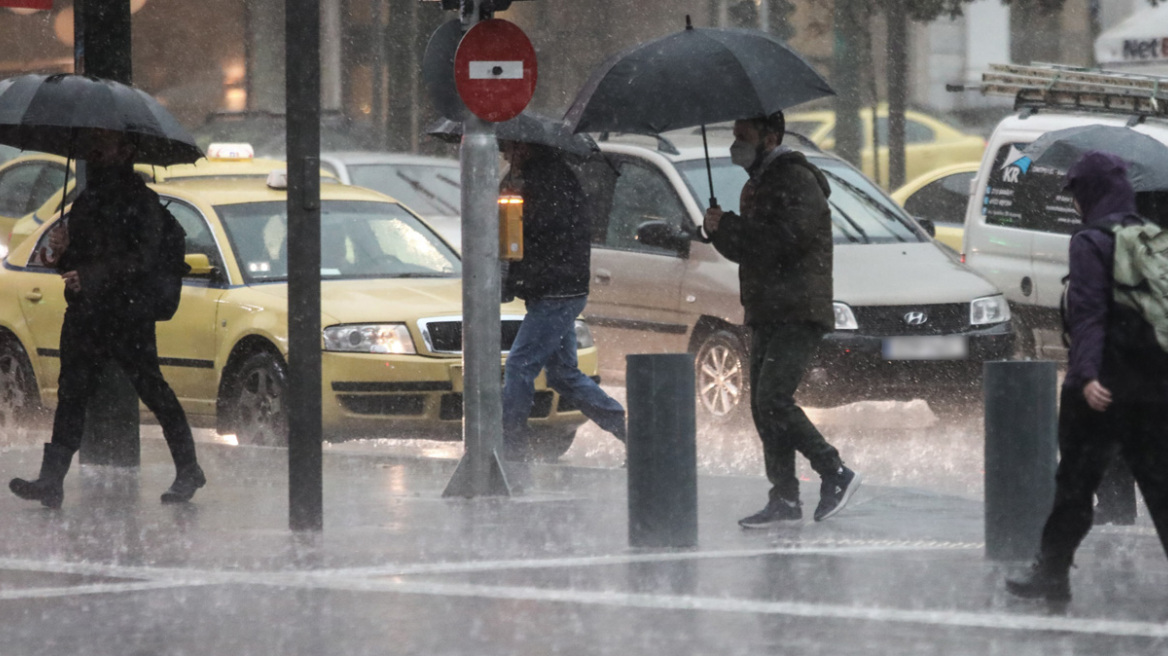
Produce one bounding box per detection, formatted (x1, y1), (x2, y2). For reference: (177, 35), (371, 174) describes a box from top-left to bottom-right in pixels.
(0, 151), (594, 459)
(890, 161), (980, 253)
(785, 105), (986, 188)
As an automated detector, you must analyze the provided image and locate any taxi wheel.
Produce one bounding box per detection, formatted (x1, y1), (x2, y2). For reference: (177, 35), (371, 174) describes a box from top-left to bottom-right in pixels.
(0, 339), (40, 443)
(694, 329), (749, 422)
(528, 426), (577, 462)
(227, 352), (289, 447)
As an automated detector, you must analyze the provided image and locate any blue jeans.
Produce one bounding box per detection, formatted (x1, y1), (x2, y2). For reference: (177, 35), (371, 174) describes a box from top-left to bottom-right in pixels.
(503, 296), (626, 452)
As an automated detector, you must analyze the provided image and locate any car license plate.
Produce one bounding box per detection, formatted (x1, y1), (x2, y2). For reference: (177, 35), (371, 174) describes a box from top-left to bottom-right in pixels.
(882, 335), (968, 360)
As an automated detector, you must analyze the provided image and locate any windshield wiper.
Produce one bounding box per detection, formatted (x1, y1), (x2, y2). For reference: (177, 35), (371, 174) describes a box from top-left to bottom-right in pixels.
(822, 170), (913, 241)
(397, 171), (460, 215)
(830, 205), (868, 244)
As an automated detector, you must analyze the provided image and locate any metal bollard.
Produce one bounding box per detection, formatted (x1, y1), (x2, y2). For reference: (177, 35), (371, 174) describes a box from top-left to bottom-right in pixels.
(984, 360), (1058, 561)
(626, 353), (697, 549)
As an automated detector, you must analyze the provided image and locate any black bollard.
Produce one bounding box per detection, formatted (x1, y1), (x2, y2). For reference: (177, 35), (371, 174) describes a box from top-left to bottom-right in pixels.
(984, 360), (1058, 561)
(626, 353), (697, 549)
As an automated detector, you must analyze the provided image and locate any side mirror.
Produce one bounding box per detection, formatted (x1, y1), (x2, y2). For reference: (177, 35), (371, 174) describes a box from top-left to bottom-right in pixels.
(184, 253), (217, 277)
(635, 220), (690, 253)
(916, 217), (936, 238)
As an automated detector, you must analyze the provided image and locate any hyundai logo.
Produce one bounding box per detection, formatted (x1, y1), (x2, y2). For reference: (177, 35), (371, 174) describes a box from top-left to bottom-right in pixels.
(903, 311), (929, 326)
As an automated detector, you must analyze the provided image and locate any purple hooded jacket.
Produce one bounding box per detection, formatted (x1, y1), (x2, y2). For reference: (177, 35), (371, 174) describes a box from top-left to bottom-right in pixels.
(1062, 151), (1141, 393)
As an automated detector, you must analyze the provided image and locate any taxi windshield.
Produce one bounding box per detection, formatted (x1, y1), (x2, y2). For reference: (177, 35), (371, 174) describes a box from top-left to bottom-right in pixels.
(215, 200), (461, 283)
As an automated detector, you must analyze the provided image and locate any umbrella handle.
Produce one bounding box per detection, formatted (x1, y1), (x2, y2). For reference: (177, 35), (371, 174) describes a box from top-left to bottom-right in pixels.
(700, 123), (718, 208)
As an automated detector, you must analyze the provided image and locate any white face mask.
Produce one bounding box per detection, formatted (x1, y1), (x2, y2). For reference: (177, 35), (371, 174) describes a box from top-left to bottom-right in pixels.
(730, 138), (758, 169)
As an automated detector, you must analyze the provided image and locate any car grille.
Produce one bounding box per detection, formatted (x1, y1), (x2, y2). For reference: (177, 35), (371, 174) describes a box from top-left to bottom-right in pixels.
(852, 304), (968, 336)
(420, 317), (524, 353)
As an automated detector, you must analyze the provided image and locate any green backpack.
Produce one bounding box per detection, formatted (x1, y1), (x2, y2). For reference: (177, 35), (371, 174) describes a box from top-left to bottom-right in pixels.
(1111, 220), (1168, 354)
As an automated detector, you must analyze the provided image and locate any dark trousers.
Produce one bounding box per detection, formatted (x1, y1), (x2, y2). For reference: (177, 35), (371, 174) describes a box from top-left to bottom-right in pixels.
(1039, 387), (1168, 567)
(750, 321), (842, 503)
(51, 310), (197, 467)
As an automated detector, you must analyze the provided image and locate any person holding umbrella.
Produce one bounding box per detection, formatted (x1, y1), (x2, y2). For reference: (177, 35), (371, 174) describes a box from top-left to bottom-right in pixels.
(703, 112), (860, 526)
(0, 74), (206, 508)
(1006, 151), (1168, 601)
(498, 139), (626, 460)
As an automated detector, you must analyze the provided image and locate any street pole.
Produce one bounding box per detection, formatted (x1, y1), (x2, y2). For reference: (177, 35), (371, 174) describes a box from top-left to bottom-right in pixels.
(886, 0), (908, 191)
(286, 0), (323, 531)
(75, 0), (141, 469)
(832, 0), (863, 168)
(443, 0), (512, 498)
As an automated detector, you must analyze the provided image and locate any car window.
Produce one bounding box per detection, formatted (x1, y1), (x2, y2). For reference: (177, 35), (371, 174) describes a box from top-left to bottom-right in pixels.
(980, 142), (1078, 235)
(676, 156), (923, 245)
(215, 200), (460, 283)
(163, 199), (224, 272)
(875, 117), (937, 145)
(602, 159), (688, 254)
(902, 171), (975, 227)
(346, 163), (461, 217)
(0, 163), (47, 216)
(29, 164), (67, 213)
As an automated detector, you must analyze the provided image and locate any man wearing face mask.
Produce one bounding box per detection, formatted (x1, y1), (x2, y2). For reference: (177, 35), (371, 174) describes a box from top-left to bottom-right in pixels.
(9, 129), (205, 509)
(703, 112), (860, 527)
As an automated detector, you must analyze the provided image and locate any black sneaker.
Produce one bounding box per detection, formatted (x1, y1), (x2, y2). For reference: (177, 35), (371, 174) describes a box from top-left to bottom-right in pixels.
(738, 498), (802, 529)
(1006, 558), (1071, 602)
(814, 466), (861, 522)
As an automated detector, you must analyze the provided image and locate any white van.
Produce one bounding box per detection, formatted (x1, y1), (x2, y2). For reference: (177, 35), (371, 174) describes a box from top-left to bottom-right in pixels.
(959, 65), (1168, 358)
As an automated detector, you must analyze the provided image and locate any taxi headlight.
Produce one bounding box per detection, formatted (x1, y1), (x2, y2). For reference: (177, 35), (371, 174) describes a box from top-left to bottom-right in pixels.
(833, 302), (858, 330)
(574, 320), (594, 348)
(970, 295), (1011, 326)
(323, 324), (416, 354)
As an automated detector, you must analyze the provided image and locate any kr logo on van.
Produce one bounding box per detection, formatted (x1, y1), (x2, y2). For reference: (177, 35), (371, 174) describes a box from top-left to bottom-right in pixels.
(1000, 145), (1032, 183)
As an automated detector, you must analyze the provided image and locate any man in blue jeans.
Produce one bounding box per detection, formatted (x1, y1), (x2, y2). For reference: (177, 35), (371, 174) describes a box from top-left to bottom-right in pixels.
(501, 140), (626, 460)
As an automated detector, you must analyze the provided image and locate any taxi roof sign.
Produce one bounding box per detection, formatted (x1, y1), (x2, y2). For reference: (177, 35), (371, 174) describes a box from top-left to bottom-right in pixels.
(207, 143), (255, 161)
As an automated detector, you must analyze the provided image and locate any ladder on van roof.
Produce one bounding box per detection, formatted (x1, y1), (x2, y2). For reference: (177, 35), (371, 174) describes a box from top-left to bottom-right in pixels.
(948, 63), (1168, 119)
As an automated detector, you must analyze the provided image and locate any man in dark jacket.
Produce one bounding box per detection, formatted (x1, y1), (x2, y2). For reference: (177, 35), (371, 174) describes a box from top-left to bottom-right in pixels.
(500, 141), (626, 459)
(1007, 150), (1168, 601)
(9, 129), (205, 508)
(703, 112), (860, 527)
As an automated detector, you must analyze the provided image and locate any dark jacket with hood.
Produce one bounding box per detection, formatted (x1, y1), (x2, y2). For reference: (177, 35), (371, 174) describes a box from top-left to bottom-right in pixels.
(1062, 150), (1168, 401)
(504, 149), (591, 301)
(711, 147), (834, 329)
(56, 164), (169, 322)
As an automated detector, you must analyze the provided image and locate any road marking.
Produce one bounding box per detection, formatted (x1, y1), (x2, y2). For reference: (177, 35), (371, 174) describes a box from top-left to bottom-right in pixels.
(0, 580), (203, 601)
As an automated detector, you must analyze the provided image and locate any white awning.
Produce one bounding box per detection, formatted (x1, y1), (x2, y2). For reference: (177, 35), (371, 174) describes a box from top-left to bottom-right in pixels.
(1096, 3), (1168, 72)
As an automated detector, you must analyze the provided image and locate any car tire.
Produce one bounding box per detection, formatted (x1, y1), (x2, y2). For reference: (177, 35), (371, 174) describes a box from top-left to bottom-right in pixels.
(528, 425), (577, 462)
(0, 339), (41, 444)
(694, 329), (750, 422)
(224, 351), (289, 447)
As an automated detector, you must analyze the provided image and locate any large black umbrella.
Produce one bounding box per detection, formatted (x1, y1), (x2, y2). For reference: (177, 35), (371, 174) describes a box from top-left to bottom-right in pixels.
(563, 16), (833, 205)
(0, 73), (202, 166)
(426, 112), (598, 157)
(1022, 124), (1168, 192)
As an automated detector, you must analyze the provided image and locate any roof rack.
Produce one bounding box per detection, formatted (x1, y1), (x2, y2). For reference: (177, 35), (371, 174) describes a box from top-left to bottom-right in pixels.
(948, 63), (1168, 119)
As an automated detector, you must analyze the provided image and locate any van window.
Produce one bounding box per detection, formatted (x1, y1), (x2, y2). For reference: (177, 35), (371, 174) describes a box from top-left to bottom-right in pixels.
(980, 142), (1078, 235)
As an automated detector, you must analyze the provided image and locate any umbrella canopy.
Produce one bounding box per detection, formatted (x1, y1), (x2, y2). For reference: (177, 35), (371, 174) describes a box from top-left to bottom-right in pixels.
(0, 73), (202, 166)
(1022, 124), (1168, 192)
(564, 18), (834, 135)
(427, 112), (597, 157)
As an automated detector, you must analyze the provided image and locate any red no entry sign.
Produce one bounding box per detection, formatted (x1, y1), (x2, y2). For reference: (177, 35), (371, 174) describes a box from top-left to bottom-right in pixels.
(454, 19), (537, 123)
(0, 0), (52, 9)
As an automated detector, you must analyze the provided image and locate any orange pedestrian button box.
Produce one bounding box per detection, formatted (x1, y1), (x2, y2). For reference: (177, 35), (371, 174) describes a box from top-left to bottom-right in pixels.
(498, 193), (524, 261)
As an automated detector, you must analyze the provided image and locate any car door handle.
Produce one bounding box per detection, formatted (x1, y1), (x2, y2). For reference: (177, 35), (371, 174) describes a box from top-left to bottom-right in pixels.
(25, 288), (42, 302)
(594, 269), (612, 285)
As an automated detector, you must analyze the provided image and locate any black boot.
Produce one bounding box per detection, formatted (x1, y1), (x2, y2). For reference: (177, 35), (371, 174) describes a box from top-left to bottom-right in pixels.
(1006, 556), (1072, 601)
(161, 462), (206, 504)
(9, 443), (73, 509)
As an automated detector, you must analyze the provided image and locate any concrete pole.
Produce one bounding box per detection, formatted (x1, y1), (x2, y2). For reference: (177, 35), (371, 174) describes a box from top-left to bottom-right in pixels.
(443, 0), (511, 498)
(320, 0), (344, 112)
(75, 0), (141, 468)
(286, 0), (324, 531)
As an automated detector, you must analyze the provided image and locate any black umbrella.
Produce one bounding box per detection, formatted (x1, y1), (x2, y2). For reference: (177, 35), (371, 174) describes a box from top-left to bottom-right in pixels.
(1021, 124), (1168, 192)
(0, 73), (203, 166)
(426, 112), (598, 157)
(563, 16), (833, 206)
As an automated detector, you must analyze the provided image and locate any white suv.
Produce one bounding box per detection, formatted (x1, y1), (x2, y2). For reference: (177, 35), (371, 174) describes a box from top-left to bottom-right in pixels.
(577, 127), (1013, 420)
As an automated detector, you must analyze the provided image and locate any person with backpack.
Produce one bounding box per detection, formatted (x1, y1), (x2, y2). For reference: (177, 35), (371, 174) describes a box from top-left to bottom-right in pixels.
(1007, 150), (1168, 601)
(9, 129), (204, 509)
